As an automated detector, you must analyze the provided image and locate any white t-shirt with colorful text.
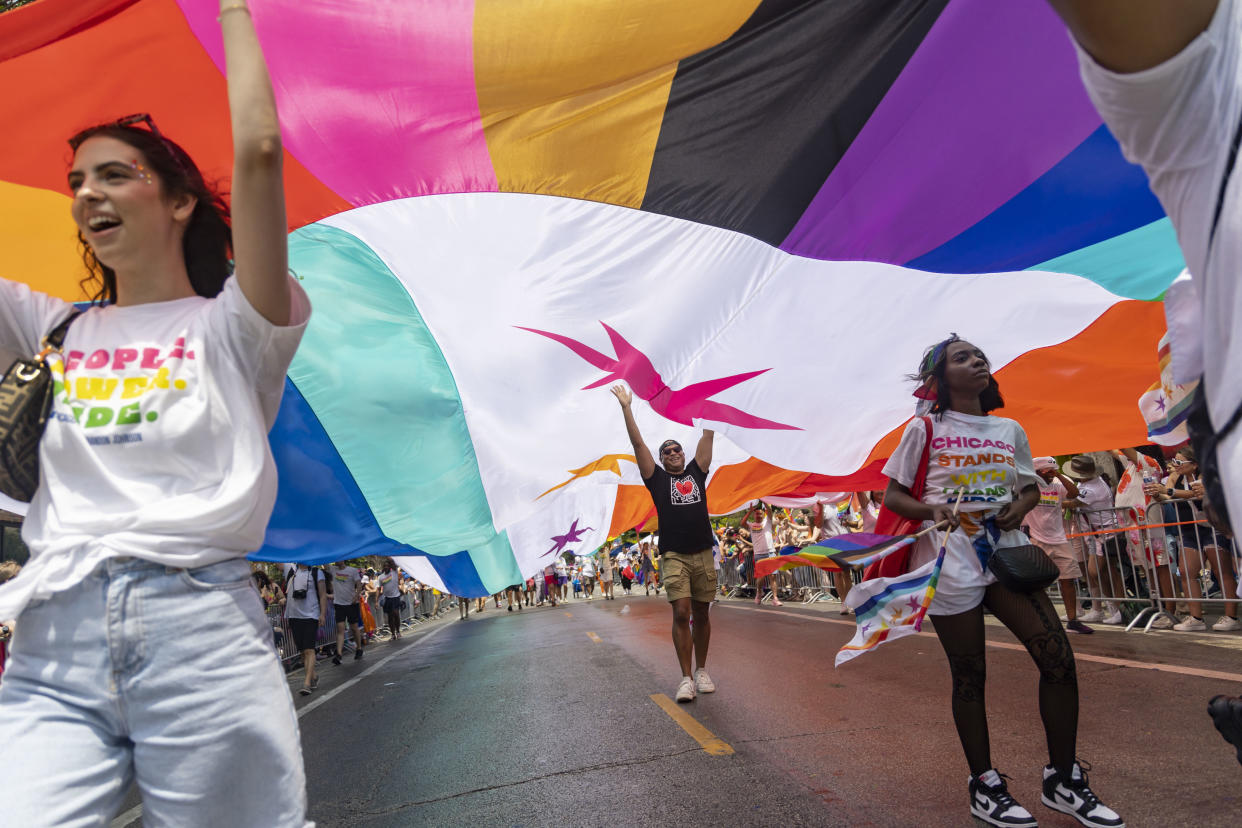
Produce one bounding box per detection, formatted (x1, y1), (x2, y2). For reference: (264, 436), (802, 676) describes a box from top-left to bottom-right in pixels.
(883, 411), (1039, 512)
(1026, 479), (1069, 545)
(0, 275), (310, 619)
(332, 566), (363, 605)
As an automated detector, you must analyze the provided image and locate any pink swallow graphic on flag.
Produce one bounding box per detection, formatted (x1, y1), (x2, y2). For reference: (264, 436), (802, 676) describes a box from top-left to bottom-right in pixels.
(517, 322), (801, 430)
(541, 518), (595, 558)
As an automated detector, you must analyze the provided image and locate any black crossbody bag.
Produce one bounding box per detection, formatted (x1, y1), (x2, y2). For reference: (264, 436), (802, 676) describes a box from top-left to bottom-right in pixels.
(0, 311), (81, 501)
(1185, 110), (1242, 535)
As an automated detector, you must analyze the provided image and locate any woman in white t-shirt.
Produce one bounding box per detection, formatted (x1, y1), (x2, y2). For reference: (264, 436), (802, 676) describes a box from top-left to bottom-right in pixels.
(0, 7), (315, 826)
(882, 335), (1122, 827)
(744, 503), (782, 606)
(810, 500), (853, 615)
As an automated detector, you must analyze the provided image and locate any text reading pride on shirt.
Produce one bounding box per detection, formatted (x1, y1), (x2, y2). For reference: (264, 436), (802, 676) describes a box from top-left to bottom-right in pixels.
(49, 337), (195, 431)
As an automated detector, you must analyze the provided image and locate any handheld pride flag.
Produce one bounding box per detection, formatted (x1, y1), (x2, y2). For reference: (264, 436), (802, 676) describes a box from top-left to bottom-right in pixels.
(753, 532), (924, 579)
(835, 498), (961, 667)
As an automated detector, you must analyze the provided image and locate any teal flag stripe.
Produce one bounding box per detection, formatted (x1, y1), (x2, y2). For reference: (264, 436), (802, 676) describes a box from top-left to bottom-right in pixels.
(287, 224), (522, 592)
(1027, 217), (1185, 301)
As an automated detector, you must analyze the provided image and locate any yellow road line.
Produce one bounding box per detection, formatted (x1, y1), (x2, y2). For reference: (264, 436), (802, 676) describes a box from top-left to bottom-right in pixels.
(586, 631), (602, 643)
(649, 693), (734, 756)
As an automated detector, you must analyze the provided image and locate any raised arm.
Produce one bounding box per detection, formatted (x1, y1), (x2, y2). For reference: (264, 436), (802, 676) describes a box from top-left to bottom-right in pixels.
(1054, 470), (1080, 501)
(695, 429), (714, 473)
(220, 1), (291, 325)
(611, 385), (656, 479)
(1045, 0), (1218, 73)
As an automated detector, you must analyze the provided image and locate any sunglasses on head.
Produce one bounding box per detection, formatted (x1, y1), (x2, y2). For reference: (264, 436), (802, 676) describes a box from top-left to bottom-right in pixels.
(72, 112), (190, 178)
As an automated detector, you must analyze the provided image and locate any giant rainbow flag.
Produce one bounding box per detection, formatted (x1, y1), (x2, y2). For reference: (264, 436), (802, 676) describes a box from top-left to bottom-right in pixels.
(0, 0), (1181, 596)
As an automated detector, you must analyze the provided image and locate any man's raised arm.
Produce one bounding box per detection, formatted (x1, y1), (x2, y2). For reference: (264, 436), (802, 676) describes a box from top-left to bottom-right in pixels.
(612, 385), (656, 479)
(1046, 0), (1217, 73)
(695, 429), (714, 473)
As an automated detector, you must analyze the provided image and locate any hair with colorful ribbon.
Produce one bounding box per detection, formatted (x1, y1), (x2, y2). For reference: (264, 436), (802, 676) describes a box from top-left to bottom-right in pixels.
(908, 333), (1004, 416)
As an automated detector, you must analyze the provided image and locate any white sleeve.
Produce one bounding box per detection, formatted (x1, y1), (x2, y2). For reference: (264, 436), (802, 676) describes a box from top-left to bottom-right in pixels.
(204, 274), (311, 424)
(1073, 0), (1241, 276)
(0, 278), (74, 356)
(881, 418), (928, 489)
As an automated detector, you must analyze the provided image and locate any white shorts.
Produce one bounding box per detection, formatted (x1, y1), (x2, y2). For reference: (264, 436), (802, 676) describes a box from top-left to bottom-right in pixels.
(909, 521), (1029, 616)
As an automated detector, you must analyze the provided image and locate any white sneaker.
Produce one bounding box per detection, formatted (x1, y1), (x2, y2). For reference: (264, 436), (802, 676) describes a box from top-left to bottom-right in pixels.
(1174, 616), (1206, 631)
(1212, 616), (1241, 631)
(675, 676), (696, 703)
(1079, 609), (1104, 623)
(969, 770), (1037, 827)
(694, 667), (715, 693)
(1041, 762), (1125, 827)
(1149, 615), (1174, 630)
(1102, 611), (1124, 625)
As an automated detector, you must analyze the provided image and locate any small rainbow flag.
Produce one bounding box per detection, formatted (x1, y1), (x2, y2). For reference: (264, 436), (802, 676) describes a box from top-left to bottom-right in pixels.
(834, 542), (948, 667)
(753, 533), (917, 579)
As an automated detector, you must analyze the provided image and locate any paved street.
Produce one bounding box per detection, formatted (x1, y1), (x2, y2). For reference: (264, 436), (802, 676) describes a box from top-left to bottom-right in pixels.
(114, 593), (1242, 827)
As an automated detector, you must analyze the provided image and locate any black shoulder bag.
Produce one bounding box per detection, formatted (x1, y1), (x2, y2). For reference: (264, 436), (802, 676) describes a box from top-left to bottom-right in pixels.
(0, 311), (81, 501)
(1185, 110), (1242, 536)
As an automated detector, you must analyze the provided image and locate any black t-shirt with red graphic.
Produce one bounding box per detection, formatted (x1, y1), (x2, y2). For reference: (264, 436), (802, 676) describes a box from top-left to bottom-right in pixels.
(643, 459), (713, 555)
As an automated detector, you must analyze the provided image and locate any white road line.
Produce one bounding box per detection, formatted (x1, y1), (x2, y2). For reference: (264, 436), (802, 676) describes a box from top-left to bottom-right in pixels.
(109, 618), (457, 828)
(296, 618), (456, 718)
(716, 602), (1242, 683)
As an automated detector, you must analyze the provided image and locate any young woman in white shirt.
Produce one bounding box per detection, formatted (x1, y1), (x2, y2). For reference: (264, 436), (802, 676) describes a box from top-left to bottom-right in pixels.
(0, 4), (313, 824)
(881, 335), (1123, 828)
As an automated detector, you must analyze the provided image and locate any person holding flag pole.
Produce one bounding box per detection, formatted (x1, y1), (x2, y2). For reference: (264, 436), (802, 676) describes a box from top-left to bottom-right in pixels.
(861, 336), (1124, 828)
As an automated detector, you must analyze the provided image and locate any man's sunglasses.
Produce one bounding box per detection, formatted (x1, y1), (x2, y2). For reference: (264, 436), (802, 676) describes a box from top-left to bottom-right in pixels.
(661, 446), (682, 456)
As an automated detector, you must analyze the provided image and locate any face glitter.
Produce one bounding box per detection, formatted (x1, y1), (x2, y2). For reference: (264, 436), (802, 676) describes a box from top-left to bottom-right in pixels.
(130, 159), (153, 184)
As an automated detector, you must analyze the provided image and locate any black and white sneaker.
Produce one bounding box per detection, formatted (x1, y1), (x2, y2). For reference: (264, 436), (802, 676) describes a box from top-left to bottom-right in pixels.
(1208, 695), (1242, 764)
(1041, 761), (1124, 827)
(969, 769), (1037, 827)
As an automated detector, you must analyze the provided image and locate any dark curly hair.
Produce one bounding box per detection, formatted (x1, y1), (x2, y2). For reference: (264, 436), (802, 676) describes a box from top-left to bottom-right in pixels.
(68, 122), (232, 304)
(909, 333), (1004, 416)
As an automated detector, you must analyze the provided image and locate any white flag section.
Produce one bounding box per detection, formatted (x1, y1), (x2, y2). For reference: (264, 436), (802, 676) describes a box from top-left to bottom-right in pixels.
(396, 477), (615, 593)
(835, 556), (944, 667)
(323, 192), (1128, 568)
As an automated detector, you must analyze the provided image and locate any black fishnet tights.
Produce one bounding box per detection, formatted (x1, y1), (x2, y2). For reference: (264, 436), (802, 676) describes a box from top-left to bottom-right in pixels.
(930, 583), (1078, 777)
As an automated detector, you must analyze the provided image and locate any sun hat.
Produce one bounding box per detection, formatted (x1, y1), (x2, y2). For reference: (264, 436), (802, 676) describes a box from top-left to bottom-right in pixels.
(1033, 456), (1057, 472)
(1061, 454), (1098, 480)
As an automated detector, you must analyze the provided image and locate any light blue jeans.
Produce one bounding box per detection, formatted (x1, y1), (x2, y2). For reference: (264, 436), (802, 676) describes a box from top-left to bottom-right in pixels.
(0, 557), (309, 827)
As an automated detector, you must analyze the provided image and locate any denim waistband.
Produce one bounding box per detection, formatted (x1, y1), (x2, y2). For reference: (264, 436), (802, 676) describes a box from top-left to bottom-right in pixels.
(102, 555), (245, 575)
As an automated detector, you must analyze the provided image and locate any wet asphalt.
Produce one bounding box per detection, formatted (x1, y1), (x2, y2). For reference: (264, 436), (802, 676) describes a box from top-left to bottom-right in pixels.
(295, 593), (1240, 827)
(111, 592), (1242, 827)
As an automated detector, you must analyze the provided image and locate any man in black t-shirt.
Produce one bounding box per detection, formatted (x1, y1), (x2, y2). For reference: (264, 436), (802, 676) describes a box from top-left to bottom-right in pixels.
(612, 384), (716, 703)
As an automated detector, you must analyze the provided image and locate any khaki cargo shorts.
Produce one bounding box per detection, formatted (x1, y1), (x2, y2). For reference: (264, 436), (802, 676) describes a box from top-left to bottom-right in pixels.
(661, 549), (717, 604)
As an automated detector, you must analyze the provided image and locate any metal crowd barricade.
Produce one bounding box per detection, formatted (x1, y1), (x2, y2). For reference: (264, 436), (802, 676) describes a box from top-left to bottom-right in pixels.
(718, 557), (743, 595)
(1144, 499), (1240, 626)
(1066, 505), (1169, 632)
(789, 562), (827, 604)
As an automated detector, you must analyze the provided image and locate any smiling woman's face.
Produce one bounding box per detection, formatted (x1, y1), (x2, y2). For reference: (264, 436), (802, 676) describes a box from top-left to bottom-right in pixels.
(68, 135), (185, 271)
